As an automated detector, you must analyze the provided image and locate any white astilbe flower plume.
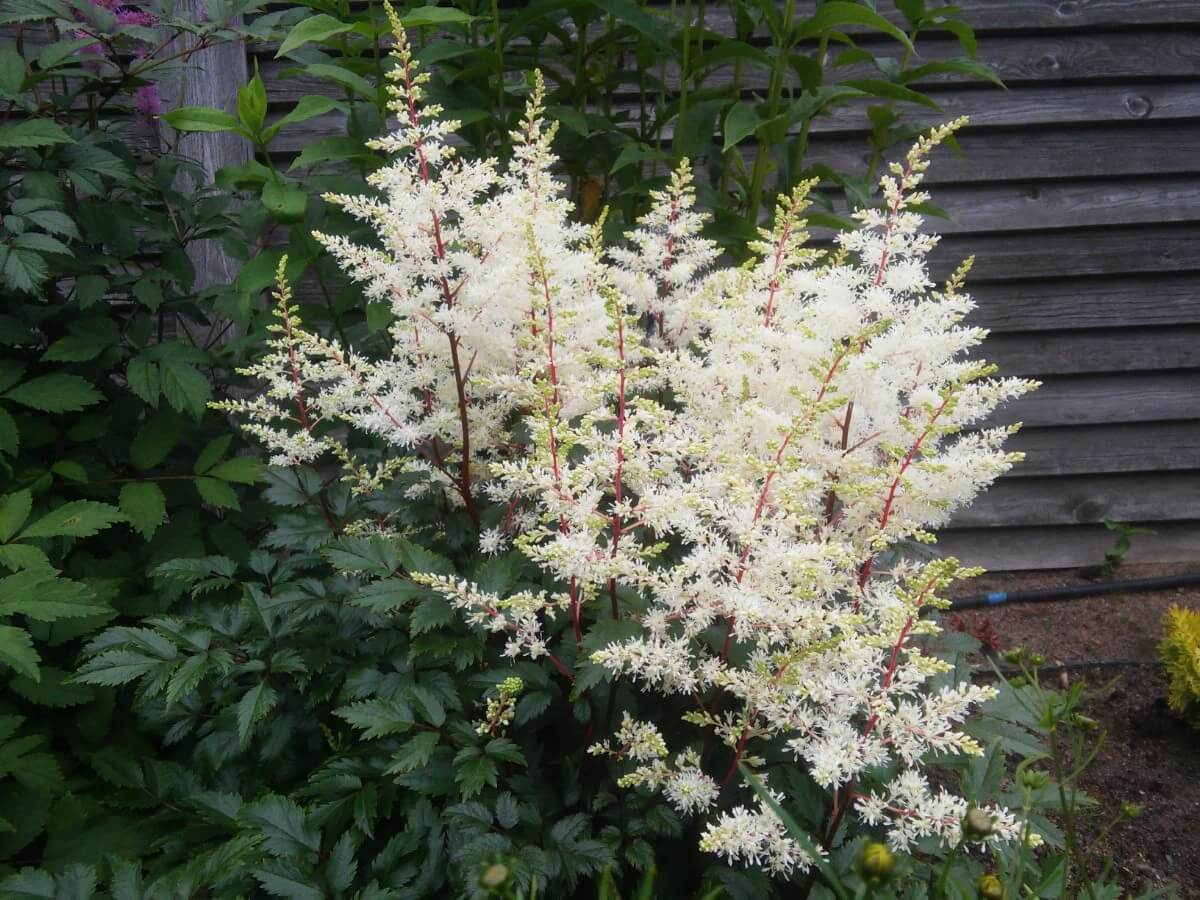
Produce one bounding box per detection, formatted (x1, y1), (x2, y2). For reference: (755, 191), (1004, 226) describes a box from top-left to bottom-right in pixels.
(220, 6), (1038, 876)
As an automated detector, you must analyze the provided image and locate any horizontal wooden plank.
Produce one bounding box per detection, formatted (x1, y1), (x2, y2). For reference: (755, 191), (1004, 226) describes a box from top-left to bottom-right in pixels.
(986, 372), (1200, 427)
(262, 79), (1200, 153)
(916, 0), (1200, 29)
(1003, 422), (1200, 477)
(926, 179), (1200, 235)
(258, 28), (1200, 100)
(807, 123), (1200, 186)
(267, 0), (1200, 31)
(968, 275), (1200, 332)
(930, 225), (1200, 282)
(979, 327), (1200, 375)
(951, 472), (1200, 527)
(672, 1), (1200, 32)
(936, 522), (1200, 570)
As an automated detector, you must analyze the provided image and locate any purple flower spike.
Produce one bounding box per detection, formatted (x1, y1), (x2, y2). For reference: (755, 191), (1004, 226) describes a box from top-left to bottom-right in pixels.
(133, 84), (163, 118)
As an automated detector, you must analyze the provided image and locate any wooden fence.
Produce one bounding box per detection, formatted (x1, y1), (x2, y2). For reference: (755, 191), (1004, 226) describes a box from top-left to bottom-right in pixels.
(260, 1), (1200, 570)
(25, 0), (1200, 570)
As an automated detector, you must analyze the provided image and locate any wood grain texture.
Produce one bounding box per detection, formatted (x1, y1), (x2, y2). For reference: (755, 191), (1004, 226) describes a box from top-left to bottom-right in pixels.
(156, 0), (251, 294)
(930, 225), (1200, 282)
(937, 523), (1200, 571)
(980, 327), (1200, 376)
(806, 124), (1200, 186)
(985, 373), (1200, 428)
(951, 472), (1200, 527)
(968, 275), (1200, 332)
(261, 79), (1200, 152)
(71, 1), (1200, 567)
(1003, 423), (1200, 477)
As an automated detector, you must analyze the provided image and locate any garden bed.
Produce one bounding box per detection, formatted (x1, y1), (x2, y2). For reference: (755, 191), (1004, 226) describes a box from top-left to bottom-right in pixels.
(953, 563), (1200, 897)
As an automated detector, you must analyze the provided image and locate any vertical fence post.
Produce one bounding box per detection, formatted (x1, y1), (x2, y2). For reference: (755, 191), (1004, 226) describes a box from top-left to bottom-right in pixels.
(156, 0), (252, 299)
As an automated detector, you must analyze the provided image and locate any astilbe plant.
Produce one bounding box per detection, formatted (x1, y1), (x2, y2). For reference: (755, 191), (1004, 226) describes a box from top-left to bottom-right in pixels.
(217, 6), (1036, 881)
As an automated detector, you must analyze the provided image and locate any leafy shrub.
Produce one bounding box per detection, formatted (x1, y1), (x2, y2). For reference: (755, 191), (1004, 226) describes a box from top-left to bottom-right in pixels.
(57, 15), (1057, 897)
(239, 0), (993, 247)
(1160, 605), (1200, 726)
(0, 0), (270, 867)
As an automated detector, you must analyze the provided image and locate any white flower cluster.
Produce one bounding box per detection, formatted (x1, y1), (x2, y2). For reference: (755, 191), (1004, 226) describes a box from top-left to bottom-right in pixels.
(222, 6), (1037, 875)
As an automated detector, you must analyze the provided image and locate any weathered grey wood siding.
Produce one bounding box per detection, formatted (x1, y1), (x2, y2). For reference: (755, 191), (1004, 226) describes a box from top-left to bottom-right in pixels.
(192, 0), (1200, 570)
(10, 1), (1192, 569)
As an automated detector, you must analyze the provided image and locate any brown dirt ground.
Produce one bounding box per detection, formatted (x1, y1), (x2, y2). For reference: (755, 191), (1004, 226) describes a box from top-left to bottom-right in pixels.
(947, 563), (1200, 898)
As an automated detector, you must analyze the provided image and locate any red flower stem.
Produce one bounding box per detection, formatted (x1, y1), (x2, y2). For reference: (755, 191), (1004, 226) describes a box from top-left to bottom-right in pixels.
(608, 306), (627, 621)
(400, 53), (480, 531)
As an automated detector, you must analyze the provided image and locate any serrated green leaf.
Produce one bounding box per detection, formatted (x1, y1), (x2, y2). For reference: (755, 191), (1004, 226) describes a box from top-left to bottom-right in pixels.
(130, 413), (179, 470)
(253, 861), (324, 900)
(195, 476), (240, 510)
(385, 731), (440, 775)
(237, 680), (278, 746)
(0, 407), (17, 456)
(9, 666), (93, 708)
(118, 482), (165, 540)
(0, 625), (40, 680)
(207, 456), (264, 484)
(18, 500), (124, 539)
(0, 119), (72, 149)
(159, 359), (210, 418)
(324, 536), (401, 577)
(0, 569), (106, 621)
(398, 540), (454, 577)
(126, 356), (159, 405)
(0, 490), (32, 542)
(89, 746), (143, 788)
(410, 595), (453, 635)
(3, 373), (102, 412)
(193, 434), (233, 475)
(408, 685), (445, 727)
(454, 753), (496, 800)
(241, 795), (321, 857)
(325, 832), (357, 893)
(485, 737), (526, 765)
(335, 698), (414, 740)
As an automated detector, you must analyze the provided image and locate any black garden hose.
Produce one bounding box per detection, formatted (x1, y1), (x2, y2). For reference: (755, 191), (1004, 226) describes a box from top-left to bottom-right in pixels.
(948, 573), (1200, 611)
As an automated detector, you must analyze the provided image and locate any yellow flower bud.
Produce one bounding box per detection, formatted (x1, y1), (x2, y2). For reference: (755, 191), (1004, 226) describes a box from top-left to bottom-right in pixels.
(977, 874), (1003, 899)
(861, 841), (895, 879)
(962, 807), (995, 840)
(480, 863), (510, 889)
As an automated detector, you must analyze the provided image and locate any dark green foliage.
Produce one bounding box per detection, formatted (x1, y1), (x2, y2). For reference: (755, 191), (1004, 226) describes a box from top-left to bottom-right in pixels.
(0, 0), (275, 870)
(0, 2), (1159, 898)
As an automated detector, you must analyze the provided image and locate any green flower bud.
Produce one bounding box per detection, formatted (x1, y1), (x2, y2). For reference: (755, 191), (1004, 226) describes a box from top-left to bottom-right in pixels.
(1020, 768), (1049, 790)
(861, 841), (895, 879)
(480, 863), (510, 889)
(977, 873), (1003, 899)
(962, 807), (995, 840)
(1120, 801), (1144, 819)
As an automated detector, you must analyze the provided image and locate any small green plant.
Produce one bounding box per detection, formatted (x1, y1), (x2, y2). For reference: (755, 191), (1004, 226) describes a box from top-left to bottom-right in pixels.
(994, 647), (1154, 899)
(1160, 605), (1200, 726)
(1100, 519), (1155, 576)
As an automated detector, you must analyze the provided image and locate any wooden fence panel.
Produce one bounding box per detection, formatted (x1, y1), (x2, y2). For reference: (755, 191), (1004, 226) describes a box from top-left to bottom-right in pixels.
(197, 1), (1200, 568)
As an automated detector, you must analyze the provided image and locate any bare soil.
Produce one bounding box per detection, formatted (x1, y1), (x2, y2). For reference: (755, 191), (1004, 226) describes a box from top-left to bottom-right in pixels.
(950, 563), (1200, 898)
